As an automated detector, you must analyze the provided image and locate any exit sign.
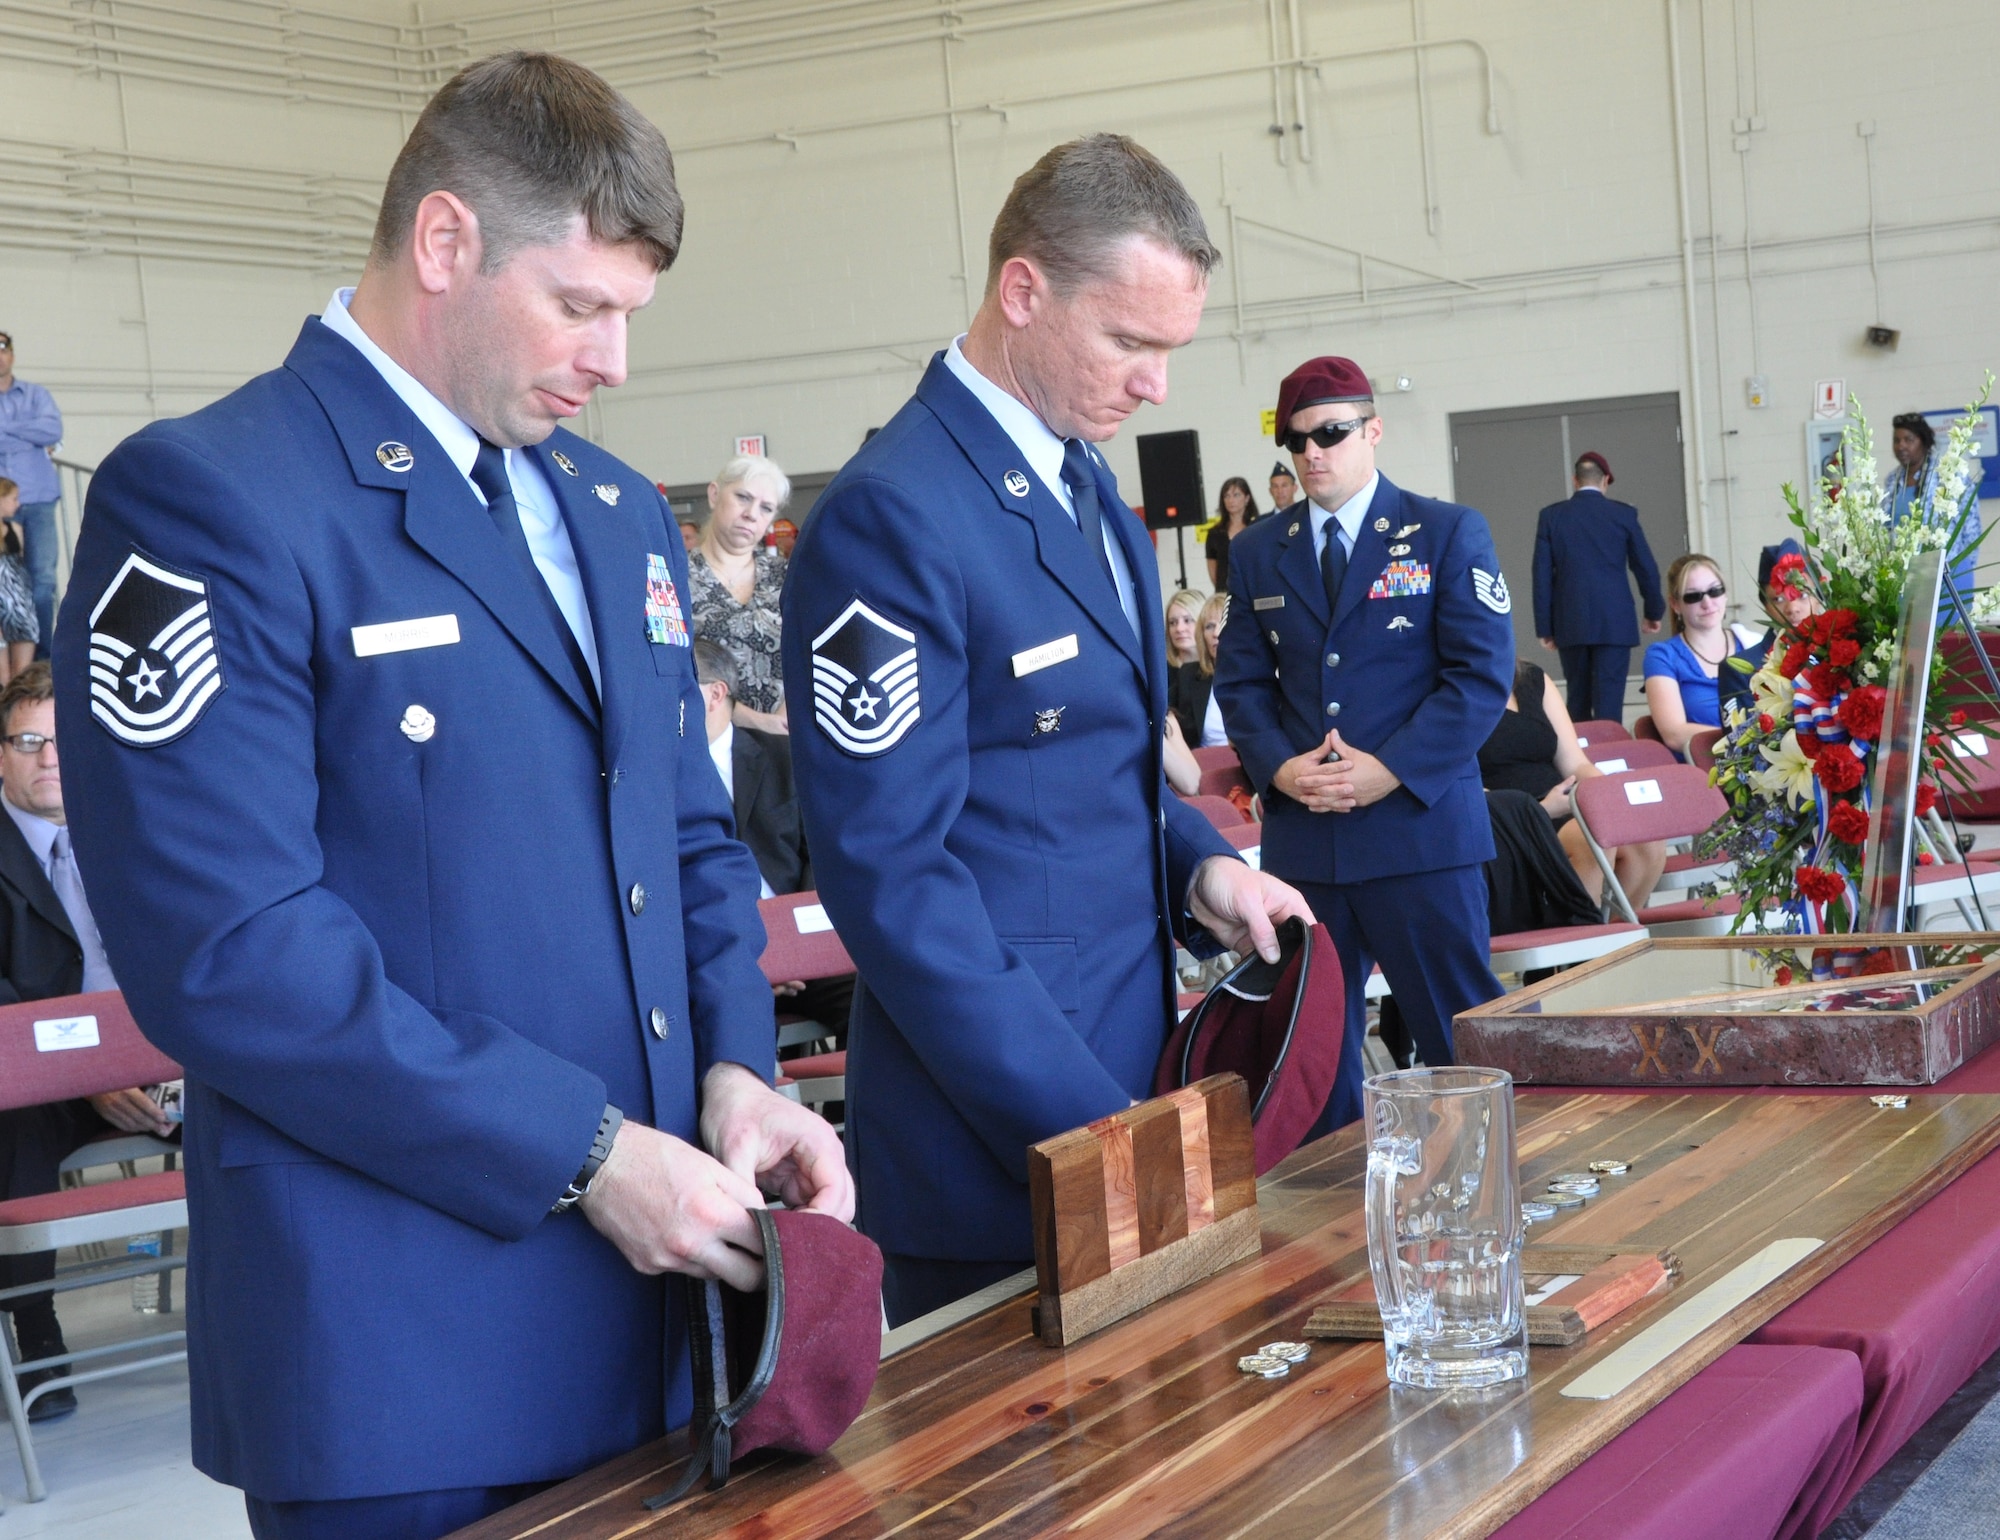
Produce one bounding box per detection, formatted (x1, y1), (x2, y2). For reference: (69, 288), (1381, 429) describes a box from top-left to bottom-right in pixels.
(735, 434), (766, 458)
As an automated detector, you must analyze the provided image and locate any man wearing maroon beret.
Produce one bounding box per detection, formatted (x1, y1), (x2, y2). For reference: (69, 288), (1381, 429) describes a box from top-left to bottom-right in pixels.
(1213, 356), (1514, 1128)
(1531, 451), (1665, 724)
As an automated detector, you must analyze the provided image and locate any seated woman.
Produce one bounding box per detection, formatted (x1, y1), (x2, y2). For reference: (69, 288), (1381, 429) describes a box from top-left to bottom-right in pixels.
(1163, 588), (1203, 673)
(1482, 658), (1666, 914)
(1643, 551), (1749, 757)
(1719, 540), (1815, 718)
(1170, 593), (1233, 749)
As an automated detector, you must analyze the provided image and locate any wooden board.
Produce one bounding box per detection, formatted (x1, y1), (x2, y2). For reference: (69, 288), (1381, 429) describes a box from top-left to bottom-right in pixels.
(449, 1090), (2000, 1540)
(1303, 1246), (1676, 1347)
(1027, 1074), (1259, 1346)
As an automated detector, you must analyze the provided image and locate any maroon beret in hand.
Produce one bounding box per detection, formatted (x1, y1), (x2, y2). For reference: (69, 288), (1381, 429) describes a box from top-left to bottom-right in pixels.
(1576, 450), (1613, 482)
(1274, 356), (1373, 443)
(1154, 917), (1345, 1174)
(646, 1208), (884, 1510)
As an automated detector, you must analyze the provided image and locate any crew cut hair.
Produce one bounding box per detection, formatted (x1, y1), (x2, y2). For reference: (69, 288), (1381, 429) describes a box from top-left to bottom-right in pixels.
(372, 52), (684, 273)
(986, 133), (1219, 297)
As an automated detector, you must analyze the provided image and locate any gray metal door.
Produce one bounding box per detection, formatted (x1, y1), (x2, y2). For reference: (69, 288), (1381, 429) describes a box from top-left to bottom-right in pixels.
(1449, 393), (1687, 678)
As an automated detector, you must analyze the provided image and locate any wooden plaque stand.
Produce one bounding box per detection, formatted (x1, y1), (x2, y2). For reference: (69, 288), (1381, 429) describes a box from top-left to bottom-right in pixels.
(1026, 1072), (1260, 1347)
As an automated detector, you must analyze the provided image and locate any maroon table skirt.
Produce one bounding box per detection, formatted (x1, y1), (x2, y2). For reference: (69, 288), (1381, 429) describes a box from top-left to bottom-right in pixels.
(1494, 1343), (1863, 1540)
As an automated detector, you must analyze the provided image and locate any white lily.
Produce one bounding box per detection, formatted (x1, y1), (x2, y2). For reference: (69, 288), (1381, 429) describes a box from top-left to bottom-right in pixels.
(1751, 729), (1816, 810)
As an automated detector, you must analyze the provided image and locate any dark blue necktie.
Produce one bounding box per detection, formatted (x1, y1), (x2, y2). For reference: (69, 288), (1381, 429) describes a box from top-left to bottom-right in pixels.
(1060, 439), (1127, 623)
(468, 440), (597, 709)
(1321, 519), (1348, 613)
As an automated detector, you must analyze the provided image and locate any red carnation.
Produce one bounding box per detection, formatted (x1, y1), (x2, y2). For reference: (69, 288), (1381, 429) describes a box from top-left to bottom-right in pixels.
(1917, 851), (1936, 866)
(1859, 949), (1902, 976)
(1829, 638), (1861, 668)
(1838, 686), (1887, 743)
(1775, 965), (1794, 986)
(1796, 865), (1846, 904)
(1781, 643), (1811, 677)
(1950, 709), (1968, 727)
(1808, 662), (1850, 699)
(1815, 751), (1865, 794)
(1916, 783), (1938, 816)
(1797, 731), (1825, 759)
(1759, 713), (1775, 734)
(1820, 608), (1859, 639)
(1827, 800), (1871, 844)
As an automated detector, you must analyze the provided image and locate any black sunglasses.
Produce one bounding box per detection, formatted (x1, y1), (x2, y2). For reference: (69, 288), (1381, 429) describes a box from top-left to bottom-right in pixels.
(1679, 583), (1727, 605)
(1278, 417), (1371, 455)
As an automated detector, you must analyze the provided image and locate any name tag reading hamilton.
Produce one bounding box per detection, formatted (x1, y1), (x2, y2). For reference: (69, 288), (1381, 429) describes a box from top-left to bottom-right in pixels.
(1012, 633), (1079, 677)
(351, 614), (462, 658)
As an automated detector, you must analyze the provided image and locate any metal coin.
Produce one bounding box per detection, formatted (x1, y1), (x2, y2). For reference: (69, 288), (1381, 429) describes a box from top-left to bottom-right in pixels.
(1548, 1177), (1600, 1196)
(1238, 1354), (1291, 1377)
(1262, 1341), (1310, 1362)
(1550, 1172), (1599, 1186)
(1539, 1189), (1586, 1209)
(1522, 1200), (1558, 1223)
(1870, 1094), (1911, 1109)
(1587, 1160), (1632, 1175)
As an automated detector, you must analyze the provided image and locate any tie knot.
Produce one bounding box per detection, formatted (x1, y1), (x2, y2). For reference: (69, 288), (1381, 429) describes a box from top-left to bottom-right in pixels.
(470, 440), (511, 507)
(1060, 439), (1095, 492)
(51, 828), (70, 861)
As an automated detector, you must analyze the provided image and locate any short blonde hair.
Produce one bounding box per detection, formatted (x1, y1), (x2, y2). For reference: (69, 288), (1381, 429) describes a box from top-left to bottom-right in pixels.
(713, 454), (791, 511)
(1196, 591), (1230, 677)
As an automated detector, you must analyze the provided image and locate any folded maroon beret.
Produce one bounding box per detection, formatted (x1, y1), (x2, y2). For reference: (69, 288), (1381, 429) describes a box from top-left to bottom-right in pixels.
(1153, 917), (1345, 1174)
(1274, 357), (1373, 442)
(645, 1207), (883, 1510)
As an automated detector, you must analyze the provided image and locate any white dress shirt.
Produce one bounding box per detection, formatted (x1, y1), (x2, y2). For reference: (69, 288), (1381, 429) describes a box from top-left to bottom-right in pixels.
(1308, 470), (1381, 570)
(320, 288), (602, 692)
(942, 336), (1139, 632)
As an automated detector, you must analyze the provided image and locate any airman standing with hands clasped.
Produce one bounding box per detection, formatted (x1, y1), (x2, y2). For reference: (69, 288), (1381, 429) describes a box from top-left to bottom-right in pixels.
(1215, 356), (1513, 1132)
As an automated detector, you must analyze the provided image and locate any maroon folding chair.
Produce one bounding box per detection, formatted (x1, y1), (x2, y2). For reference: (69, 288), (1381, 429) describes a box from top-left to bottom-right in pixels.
(1686, 728), (1724, 772)
(1937, 724), (2000, 823)
(1570, 766), (1738, 934)
(1570, 718), (1631, 749)
(757, 893), (853, 1120)
(1633, 714), (1663, 743)
(1191, 745), (1254, 802)
(1179, 792), (1249, 830)
(1583, 739), (1677, 773)
(0, 991), (185, 1503)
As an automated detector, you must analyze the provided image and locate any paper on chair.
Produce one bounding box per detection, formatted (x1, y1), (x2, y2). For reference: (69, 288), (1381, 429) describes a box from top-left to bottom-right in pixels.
(794, 904), (834, 934)
(1560, 1237), (1821, 1400)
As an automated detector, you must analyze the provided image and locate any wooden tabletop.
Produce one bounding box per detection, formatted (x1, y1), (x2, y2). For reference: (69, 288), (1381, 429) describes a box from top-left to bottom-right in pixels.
(454, 1090), (2000, 1540)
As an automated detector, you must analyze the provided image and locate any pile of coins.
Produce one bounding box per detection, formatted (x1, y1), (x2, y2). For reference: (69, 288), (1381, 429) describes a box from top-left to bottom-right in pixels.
(1238, 1341), (1311, 1378)
(1870, 1094), (1911, 1109)
(1522, 1158), (1634, 1224)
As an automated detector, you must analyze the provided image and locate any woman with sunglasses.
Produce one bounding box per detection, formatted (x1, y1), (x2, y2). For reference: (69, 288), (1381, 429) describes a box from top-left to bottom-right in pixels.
(1643, 552), (1745, 756)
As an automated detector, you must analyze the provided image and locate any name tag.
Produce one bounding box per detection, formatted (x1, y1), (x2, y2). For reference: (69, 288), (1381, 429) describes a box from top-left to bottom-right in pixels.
(35, 1015), (99, 1052)
(1953, 732), (1989, 758)
(1012, 634), (1079, 677)
(352, 614), (461, 657)
(794, 903), (834, 935)
(1252, 596), (1285, 612)
(1623, 778), (1663, 806)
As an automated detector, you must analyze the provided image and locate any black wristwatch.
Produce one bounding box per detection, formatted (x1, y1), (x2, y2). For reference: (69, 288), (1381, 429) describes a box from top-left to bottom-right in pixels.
(551, 1104), (623, 1215)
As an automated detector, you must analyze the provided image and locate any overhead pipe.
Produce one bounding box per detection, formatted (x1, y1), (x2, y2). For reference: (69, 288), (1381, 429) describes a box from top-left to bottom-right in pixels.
(1664, 0), (1713, 556)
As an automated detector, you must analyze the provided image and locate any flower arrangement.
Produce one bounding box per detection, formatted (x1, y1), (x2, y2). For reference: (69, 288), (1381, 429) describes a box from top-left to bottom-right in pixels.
(1699, 382), (1995, 938)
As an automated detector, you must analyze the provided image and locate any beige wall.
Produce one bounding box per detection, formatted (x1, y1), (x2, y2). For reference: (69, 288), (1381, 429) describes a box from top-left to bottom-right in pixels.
(3, 0), (1996, 609)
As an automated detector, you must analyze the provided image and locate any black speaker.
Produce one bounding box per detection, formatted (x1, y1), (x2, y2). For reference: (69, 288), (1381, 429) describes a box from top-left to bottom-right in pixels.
(1136, 429), (1205, 531)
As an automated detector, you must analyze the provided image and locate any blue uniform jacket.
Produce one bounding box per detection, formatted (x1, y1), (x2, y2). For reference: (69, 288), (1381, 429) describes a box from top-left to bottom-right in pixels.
(51, 319), (775, 1501)
(1214, 478), (1512, 886)
(1531, 490), (1665, 646)
(780, 355), (1233, 1263)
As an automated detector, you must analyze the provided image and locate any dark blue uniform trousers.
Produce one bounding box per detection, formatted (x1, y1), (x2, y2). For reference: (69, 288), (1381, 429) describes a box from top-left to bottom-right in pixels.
(1294, 865), (1502, 1133)
(1557, 644), (1631, 725)
(246, 1482), (549, 1540)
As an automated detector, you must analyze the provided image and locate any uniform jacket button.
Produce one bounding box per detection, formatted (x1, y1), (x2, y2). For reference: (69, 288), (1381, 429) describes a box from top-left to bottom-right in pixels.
(650, 1007), (669, 1040)
(1325, 652), (1340, 668)
(1326, 702), (1341, 718)
(629, 882), (647, 915)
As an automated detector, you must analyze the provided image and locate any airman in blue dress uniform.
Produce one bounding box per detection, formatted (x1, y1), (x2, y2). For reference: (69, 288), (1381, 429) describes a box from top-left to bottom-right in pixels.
(1532, 451), (1665, 723)
(51, 55), (849, 1540)
(1215, 356), (1513, 1130)
(783, 135), (1308, 1327)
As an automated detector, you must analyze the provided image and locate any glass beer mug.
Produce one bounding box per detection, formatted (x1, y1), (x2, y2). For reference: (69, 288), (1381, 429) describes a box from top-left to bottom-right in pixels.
(1364, 1066), (1527, 1389)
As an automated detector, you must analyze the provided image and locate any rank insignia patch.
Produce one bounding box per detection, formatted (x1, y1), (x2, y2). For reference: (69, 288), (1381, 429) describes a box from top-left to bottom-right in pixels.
(1367, 561), (1433, 600)
(644, 553), (690, 646)
(87, 549), (226, 747)
(811, 597), (920, 757)
(1473, 568), (1513, 614)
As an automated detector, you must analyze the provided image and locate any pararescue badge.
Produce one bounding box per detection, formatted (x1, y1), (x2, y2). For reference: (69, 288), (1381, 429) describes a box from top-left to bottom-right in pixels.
(811, 597), (920, 757)
(87, 549), (226, 747)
